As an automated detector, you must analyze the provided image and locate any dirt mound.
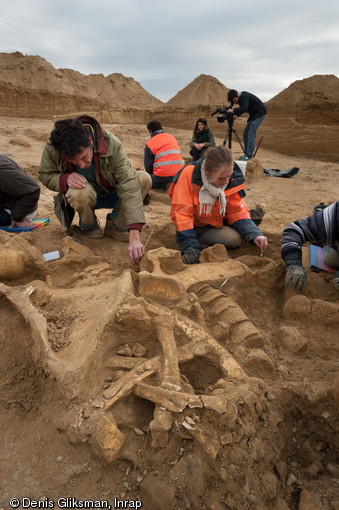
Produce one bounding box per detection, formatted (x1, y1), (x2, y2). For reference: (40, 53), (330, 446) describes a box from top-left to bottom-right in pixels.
(167, 74), (229, 108)
(268, 74), (339, 107)
(0, 52), (163, 118)
(266, 74), (339, 124)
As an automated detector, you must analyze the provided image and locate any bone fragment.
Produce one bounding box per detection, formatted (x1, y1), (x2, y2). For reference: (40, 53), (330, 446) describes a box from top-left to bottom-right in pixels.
(153, 315), (181, 390)
(201, 395), (228, 414)
(106, 356), (148, 369)
(134, 383), (203, 413)
(92, 413), (125, 463)
(145, 302), (246, 380)
(175, 313), (246, 380)
(184, 425), (220, 459)
(149, 406), (174, 448)
(0, 249), (25, 279)
(190, 301), (207, 328)
(116, 344), (133, 357)
(104, 367), (156, 410)
(105, 305), (245, 412)
(132, 342), (147, 357)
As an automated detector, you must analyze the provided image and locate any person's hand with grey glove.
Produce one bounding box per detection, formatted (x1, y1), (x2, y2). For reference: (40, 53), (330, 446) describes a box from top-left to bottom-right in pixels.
(182, 247), (200, 264)
(333, 270), (339, 290)
(285, 263), (308, 291)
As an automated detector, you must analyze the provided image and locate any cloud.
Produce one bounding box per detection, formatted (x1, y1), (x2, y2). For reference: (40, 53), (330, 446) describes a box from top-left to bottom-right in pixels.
(1, 0), (338, 102)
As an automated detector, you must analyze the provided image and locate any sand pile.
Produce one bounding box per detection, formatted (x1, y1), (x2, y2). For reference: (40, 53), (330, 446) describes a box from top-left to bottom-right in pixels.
(167, 74), (229, 108)
(267, 74), (339, 123)
(268, 74), (339, 109)
(0, 52), (163, 118)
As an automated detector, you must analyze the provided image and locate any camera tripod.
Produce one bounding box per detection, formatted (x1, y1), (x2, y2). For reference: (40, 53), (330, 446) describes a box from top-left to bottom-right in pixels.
(222, 119), (245, 153)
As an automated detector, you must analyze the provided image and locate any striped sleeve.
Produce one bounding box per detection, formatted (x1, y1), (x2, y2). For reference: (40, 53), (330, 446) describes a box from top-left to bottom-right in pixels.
(281, 203), (338, 264)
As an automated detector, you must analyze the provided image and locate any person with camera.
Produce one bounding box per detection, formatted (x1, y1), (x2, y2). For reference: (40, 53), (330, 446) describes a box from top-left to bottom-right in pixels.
(189, 117), (215, 162)
(169, 145), (268, 264)
(226, 89), (267, 161)
(39, 116), (151, 266)
(144, 120), (184, 191)
(281, 202), (339, 292)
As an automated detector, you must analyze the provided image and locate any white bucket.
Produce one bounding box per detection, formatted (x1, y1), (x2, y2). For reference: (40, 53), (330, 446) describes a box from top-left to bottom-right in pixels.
(235, 160), (247, 176)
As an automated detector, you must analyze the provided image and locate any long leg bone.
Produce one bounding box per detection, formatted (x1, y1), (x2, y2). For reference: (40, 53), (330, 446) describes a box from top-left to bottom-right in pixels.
(153, 315), (181, 391)
(148, 315), (182, 446)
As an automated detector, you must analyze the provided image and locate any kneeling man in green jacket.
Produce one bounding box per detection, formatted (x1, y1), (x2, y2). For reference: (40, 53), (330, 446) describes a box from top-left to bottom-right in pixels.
(39, 116), (151, 266)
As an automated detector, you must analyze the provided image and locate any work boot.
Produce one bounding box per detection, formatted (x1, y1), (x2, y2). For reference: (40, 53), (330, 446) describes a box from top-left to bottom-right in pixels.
(104, 215), (129, 242)
(81, 216), (104, 239)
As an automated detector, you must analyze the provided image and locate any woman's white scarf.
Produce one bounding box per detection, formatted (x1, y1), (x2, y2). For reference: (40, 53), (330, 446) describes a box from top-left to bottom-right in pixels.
(199, 162), (228, 216)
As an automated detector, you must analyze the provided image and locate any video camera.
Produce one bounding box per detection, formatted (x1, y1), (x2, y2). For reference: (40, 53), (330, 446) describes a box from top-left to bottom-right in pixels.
(211, 104), (234, 124)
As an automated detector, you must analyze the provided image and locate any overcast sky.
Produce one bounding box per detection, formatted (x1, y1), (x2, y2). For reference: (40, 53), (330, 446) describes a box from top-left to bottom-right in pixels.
(1, 0), (338, 103)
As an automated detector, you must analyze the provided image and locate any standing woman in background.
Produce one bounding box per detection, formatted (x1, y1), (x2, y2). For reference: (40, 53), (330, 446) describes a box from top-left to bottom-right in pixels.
(189, 117), (215, 162)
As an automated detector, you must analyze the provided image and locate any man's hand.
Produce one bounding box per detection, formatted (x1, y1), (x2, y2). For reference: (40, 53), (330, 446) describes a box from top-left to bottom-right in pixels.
(10, 219), (34, 228)
(253, 235), (268, 252)
(128, 229), (145, 266)
(67, 173), (87, 189)
(182, 247), (200, 264)
(285, 264), (308, 292)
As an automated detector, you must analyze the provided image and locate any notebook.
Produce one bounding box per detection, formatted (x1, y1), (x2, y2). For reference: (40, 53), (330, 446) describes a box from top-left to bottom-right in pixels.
(309, 245), (336, 273)
(0, 218), (50, 232)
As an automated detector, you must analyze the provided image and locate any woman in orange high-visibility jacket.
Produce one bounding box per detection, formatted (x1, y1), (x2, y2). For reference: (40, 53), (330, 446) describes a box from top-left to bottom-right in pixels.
(169, 146), (268, 264)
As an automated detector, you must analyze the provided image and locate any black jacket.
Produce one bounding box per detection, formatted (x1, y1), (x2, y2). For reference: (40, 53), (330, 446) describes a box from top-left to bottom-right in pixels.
(234, 91), (267, 122)
(0, 156), (40, 221)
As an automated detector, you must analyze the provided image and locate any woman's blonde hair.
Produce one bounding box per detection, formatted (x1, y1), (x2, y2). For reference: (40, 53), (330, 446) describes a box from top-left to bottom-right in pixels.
(204, 146), (234, 175)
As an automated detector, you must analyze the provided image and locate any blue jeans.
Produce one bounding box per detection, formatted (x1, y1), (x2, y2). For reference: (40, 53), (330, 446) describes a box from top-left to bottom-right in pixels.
(243, 114), (266, 158)
(79, 193), (119, 230)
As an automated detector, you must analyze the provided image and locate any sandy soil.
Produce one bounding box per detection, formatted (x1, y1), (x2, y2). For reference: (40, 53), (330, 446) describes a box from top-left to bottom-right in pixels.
(1, 115), (338, 510)
(0, 58), (338, 510)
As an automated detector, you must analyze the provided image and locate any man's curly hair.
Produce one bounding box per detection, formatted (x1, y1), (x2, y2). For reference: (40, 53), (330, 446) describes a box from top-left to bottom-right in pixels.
(49, 118), (92, 159)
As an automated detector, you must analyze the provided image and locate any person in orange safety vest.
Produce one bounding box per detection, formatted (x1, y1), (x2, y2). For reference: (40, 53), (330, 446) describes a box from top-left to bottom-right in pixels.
(169, 145), (268, 264)
(144, 120), (185, 191)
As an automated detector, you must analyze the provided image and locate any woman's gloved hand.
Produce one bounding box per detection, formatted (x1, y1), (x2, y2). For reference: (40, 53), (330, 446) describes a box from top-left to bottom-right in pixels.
(285, 264), (308, 291)
(182, 247), (200, 264)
